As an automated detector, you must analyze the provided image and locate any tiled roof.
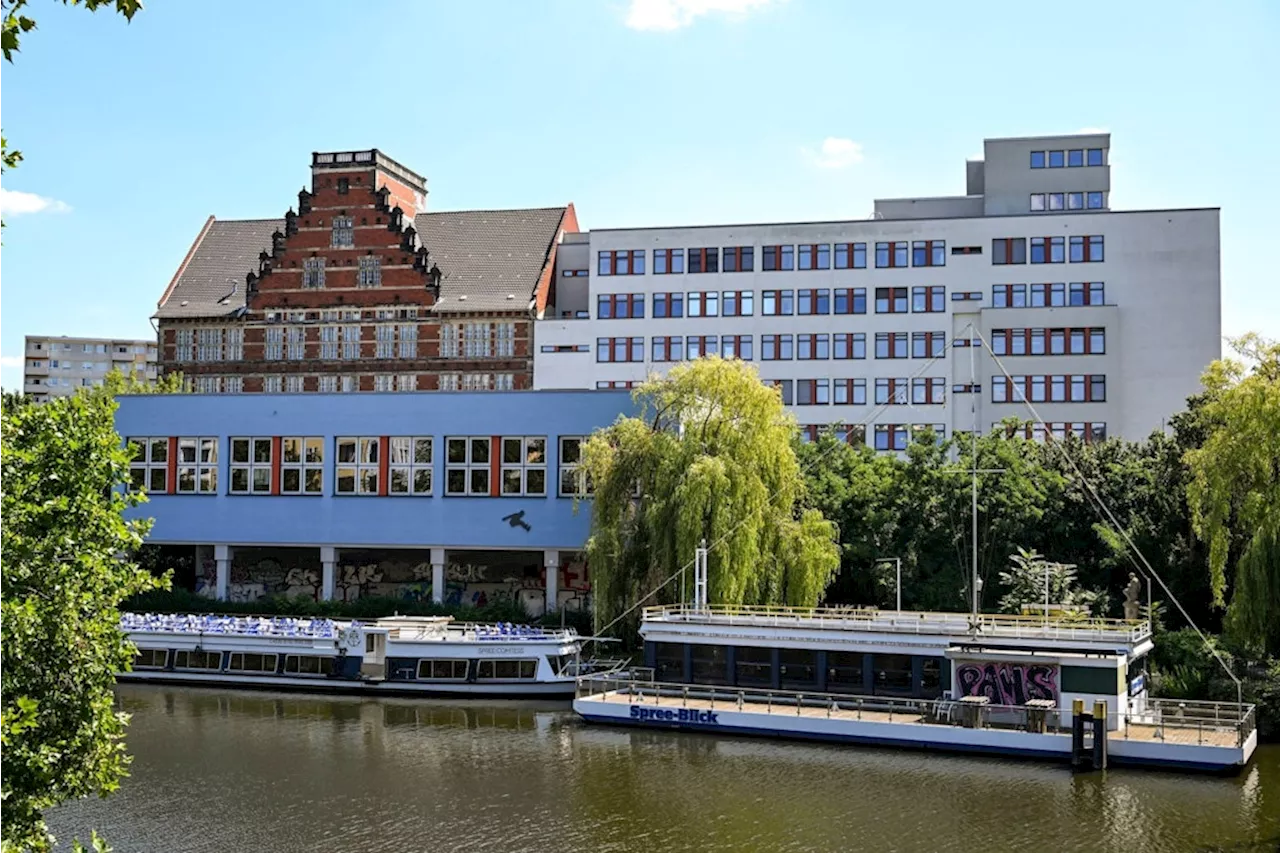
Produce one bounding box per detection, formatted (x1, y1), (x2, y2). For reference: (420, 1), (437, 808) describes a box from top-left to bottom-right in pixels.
(415, 207), (567, 314)
(154, 218), (281, 319)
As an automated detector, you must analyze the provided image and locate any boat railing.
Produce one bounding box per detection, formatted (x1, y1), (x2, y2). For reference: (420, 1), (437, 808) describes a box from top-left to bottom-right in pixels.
(577, 675), (1256, 748)
(641, 604), (1151, 643)
(120, 612), (348, 640)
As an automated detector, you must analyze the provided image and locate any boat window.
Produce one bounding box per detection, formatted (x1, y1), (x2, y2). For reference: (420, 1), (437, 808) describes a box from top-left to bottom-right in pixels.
(173, 650), (222, 670)
(690, 644), (730, 685)
(779, 648), (818, 690)
(476, 659), (538, 679)
(920, 658), (943, 699)
(548, 654), (577, 677)
(228, 652), (278, 674)
(653, 643), (684, 682)
(417, 659), (468, 680)
(734, 646), (772, 687)
(873, 654), (914, 697)
(284, 655), (334, 676)
(133, 648), (169, 669)
(826, 651), (864, 694)
(366, 634), (376, 654)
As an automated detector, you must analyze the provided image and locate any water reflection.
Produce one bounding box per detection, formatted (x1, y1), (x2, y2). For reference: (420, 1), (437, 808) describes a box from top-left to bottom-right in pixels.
(46, 686), (1279, 853)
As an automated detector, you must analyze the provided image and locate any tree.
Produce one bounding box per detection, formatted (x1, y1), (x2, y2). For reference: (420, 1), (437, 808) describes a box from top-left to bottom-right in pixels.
(1, 387), (166, 851)
(1186, 334), (1280, 654)
(580, 358), (840, 633)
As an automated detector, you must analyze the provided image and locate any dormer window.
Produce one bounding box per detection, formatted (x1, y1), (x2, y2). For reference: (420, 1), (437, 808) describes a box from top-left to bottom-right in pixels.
(331, 216), (354, 248)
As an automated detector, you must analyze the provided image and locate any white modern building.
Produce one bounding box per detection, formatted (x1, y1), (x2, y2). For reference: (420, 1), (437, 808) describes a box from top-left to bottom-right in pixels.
(24, 335), (159, 402)
(533, 133), (1220, 448)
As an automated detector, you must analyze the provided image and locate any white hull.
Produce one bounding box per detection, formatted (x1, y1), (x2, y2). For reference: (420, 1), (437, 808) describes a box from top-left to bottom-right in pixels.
(118, 669), (577, 697)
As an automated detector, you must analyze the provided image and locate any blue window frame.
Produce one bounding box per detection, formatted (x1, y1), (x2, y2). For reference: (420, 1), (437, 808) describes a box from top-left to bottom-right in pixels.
(1030, 151), (1046, 169)
(1068, 149), (1084, 168)
(1087, 148), (1104, 167)
(1048, 150), (1065, 168)
(653, 292), (684, 318)
(1087, 192), (1104, 209)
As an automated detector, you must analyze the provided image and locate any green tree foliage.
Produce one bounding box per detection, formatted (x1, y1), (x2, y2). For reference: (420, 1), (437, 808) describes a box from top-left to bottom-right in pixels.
(1186, 334), (1280, 654)
(996, 547), (1100, 615)
(1, 388), (166, 851)
(580, 358), (840, 632)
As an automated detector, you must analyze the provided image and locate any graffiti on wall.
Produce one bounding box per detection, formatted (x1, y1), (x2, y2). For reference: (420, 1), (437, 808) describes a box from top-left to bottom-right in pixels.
(956, 661), (1058, 705)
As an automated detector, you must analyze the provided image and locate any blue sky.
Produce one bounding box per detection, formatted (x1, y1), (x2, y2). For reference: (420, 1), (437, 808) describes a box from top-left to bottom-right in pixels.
(2, 0), (1277, 388)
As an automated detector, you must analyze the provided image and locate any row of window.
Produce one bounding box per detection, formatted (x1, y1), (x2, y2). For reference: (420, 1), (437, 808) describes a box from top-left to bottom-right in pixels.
(181, 322), (516, 363)
(992, 236), (1104, 265)
(990, 327), (1106, 356)
(597, 241), (948, 275)
(595, 331), (948, 363)
(601, 286), (950, 320)
(30, 341), (155, 355)
(991, 374), (1107, 403)
(1031, 192), (1105, 212)
(766, 377), (948, 407)
(262, 307), (422, 324)
(134, 650), (542, 681)
(991, 282), (1105, 308)
(126, 435), (591, 498)
(1030, 148), (1106, 169)
(795, 421), (1109, 449)
(201, 373), (516, 393)
(303, 254), (385, 288)
(995, 422), (1108, 443)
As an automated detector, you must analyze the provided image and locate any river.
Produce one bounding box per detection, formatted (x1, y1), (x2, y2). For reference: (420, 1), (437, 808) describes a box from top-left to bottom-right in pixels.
(46, 685), (1279, 853)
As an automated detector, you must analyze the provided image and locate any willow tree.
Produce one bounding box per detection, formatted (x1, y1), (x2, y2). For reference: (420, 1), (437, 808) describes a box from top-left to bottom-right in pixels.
(1186, 334), (1280, 654)
(580, 357), (840, 633)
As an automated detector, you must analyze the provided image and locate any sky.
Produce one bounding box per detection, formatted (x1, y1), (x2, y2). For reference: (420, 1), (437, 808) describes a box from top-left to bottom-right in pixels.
(2, 0), (1277, 388)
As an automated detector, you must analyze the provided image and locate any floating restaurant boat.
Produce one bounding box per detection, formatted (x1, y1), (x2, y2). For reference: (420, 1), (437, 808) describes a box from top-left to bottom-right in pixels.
(573, 602), (1258, 774)
(121, 612), (620, 697)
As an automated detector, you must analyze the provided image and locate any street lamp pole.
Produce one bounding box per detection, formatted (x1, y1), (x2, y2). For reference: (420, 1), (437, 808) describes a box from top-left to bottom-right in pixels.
(876, 557), (903, 613)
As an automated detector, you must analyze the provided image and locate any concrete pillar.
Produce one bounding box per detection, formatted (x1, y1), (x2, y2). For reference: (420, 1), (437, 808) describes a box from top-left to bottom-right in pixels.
(543, 549), (560, 613)
(320, 546), (336, 602)
(214, 544), (231, 601)
(431, 547), (445, 604)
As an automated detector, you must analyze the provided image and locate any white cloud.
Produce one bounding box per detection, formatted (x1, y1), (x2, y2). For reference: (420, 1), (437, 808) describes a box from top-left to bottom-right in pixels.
(802, 137), (864, 170)
(0, 356), (24, 368)
(0, 187), (72, 216)
(625, 0), (777, 31)
(1076, 126), (1109, 135)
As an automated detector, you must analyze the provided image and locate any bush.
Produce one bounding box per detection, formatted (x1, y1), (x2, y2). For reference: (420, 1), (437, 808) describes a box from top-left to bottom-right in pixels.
(1151, 628), (1280, 741)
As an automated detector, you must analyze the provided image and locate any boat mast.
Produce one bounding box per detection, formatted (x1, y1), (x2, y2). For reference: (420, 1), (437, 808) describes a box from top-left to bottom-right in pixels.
(970, 327), (979, 623)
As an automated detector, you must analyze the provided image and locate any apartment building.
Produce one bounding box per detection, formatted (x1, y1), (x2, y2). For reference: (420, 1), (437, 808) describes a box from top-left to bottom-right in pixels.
(23, 334), (159, 402)
(154, 149), (577, 393)
(534, 133), (1221, 446)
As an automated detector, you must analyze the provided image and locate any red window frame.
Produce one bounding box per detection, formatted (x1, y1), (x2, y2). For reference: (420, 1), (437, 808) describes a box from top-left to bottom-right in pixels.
(912, 377), (945, 404)
(797, 244), (830, 270)
(597, 293), (642, 319)
(687, 248), (719, 274)
(876, 241), (909, 268)
(685, 335), (717, 359)
(913, 285), (945, 313)
(720, 335), (751, 359)
(598, 250), (644, 276)
(722, 290), (752, 317)
(651, 336), (682, 362)
(653, 248), (683, 275)
(722, 246), (751, 273)
(912, 240), (945, 267)
(992, 238), (1026, 265)
(761, 245), (794, 272)
(913, 331), (945, 358)
(596, 337), (644, 363)
(875, 287), (908, 314)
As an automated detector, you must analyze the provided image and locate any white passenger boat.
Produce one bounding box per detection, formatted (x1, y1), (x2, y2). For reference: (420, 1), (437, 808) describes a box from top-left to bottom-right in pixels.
(121, 613), (621, 698)
(573, 603), (1258, 774)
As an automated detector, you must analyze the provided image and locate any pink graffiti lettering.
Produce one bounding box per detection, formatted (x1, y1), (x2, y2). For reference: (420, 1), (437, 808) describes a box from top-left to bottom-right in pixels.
(956, 662), (1058, 704)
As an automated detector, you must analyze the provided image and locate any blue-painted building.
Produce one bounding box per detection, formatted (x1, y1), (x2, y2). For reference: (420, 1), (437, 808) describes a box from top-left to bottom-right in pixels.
(117, 390), (634, 613)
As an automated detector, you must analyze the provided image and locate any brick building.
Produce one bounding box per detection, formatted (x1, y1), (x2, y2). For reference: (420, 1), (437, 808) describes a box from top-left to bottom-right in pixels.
(155, 150), (577, 392)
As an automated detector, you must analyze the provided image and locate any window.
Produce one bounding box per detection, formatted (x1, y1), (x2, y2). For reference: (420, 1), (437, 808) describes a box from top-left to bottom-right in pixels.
(319, 326), (339, 360)
(720, 335), (753, 360)
(1069, 281), (1105, 305)
(558, 437), (592, 497)
(286, 375), (304, 393)
(303, 256), (326, 288)
(762, 245), (794, 271)
(1070, 235), (1104, 262)
(596, 337), (644, 363)
(833, 378), (866, 405)
(992, 284), (1027, 308)
(1031, 237), (1065, 264)
(1031, 193), (1046, 212)
(654, 248), (684, 275)
(1088, 148), (1104, 166)
(875, 332), (908, 359)
(228, 652), (278, 673)
(796, 379), (830, 406)
(875, 378), (909, 405)
(992, 238), (1026, 265)
(653, 292), (684, 318)
(1068, 192), (1084, 210)
(833, 332), (866, 360)
(416, 659), (468, 680)
(762, 290), (794, 316)
(761, 334), (793, 360)
(874, 425), (909, 452)
(230, 437), (273, 494)
(341, 325), (361, 360)
(173, 650), (222, 670)
(1087, 191), (1104, 209)
(337, 177), (349, 194)
(399, 324), (419, 358)
(1068, 149), (1084, 168)
(912, 241), (945, 267)
(912, 286), (945, 313)
(445, 437), (492, 496)
(286, 327), (305, 360)
(1048, 193), (1065, 211)
(285, 656), (334, 676)
(358, 255), (381, 287)
(265, 327), (284, 360)
(476, 659), (538, 680)
(651, 336), (684, 362)
(912, 331), (946, 359)
(685, 335), (718, 359)
(175, 437), (218, 494)
(331, 216), (354, 248)
(196, 328), (222, 362)
(834, 242), (867, 269)
(561, 269), (588, 278)
(797, 334), (829, 360)
(597, 293), (646, 319)
(598, 250), (645, 276)
(1048, 150), (1065, 168)
(798, 244), (830, 270)
(501, 437), (547, 496)
(133, 648), (169, 669)
(722, 246), (753, 273)
(318, 375), (338, 393)
(875, 241), (908, 268)
(281, 437), (323, 494)
(875, 287), (908, 314)
(1030, 151), (1046, 169)
(127, 437), (169, 493)
(833, 287), (866, 315)
(688, 248), (719, 274)
(721, 290), (753, 317)
(1029, 282), (1066, 307)
(686, 291), (719, 318)
(912, 377), (945, 405)
(797, 288), (830, 315)
(995, 375), (1106, 404)
(765, 379), (793, 405)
